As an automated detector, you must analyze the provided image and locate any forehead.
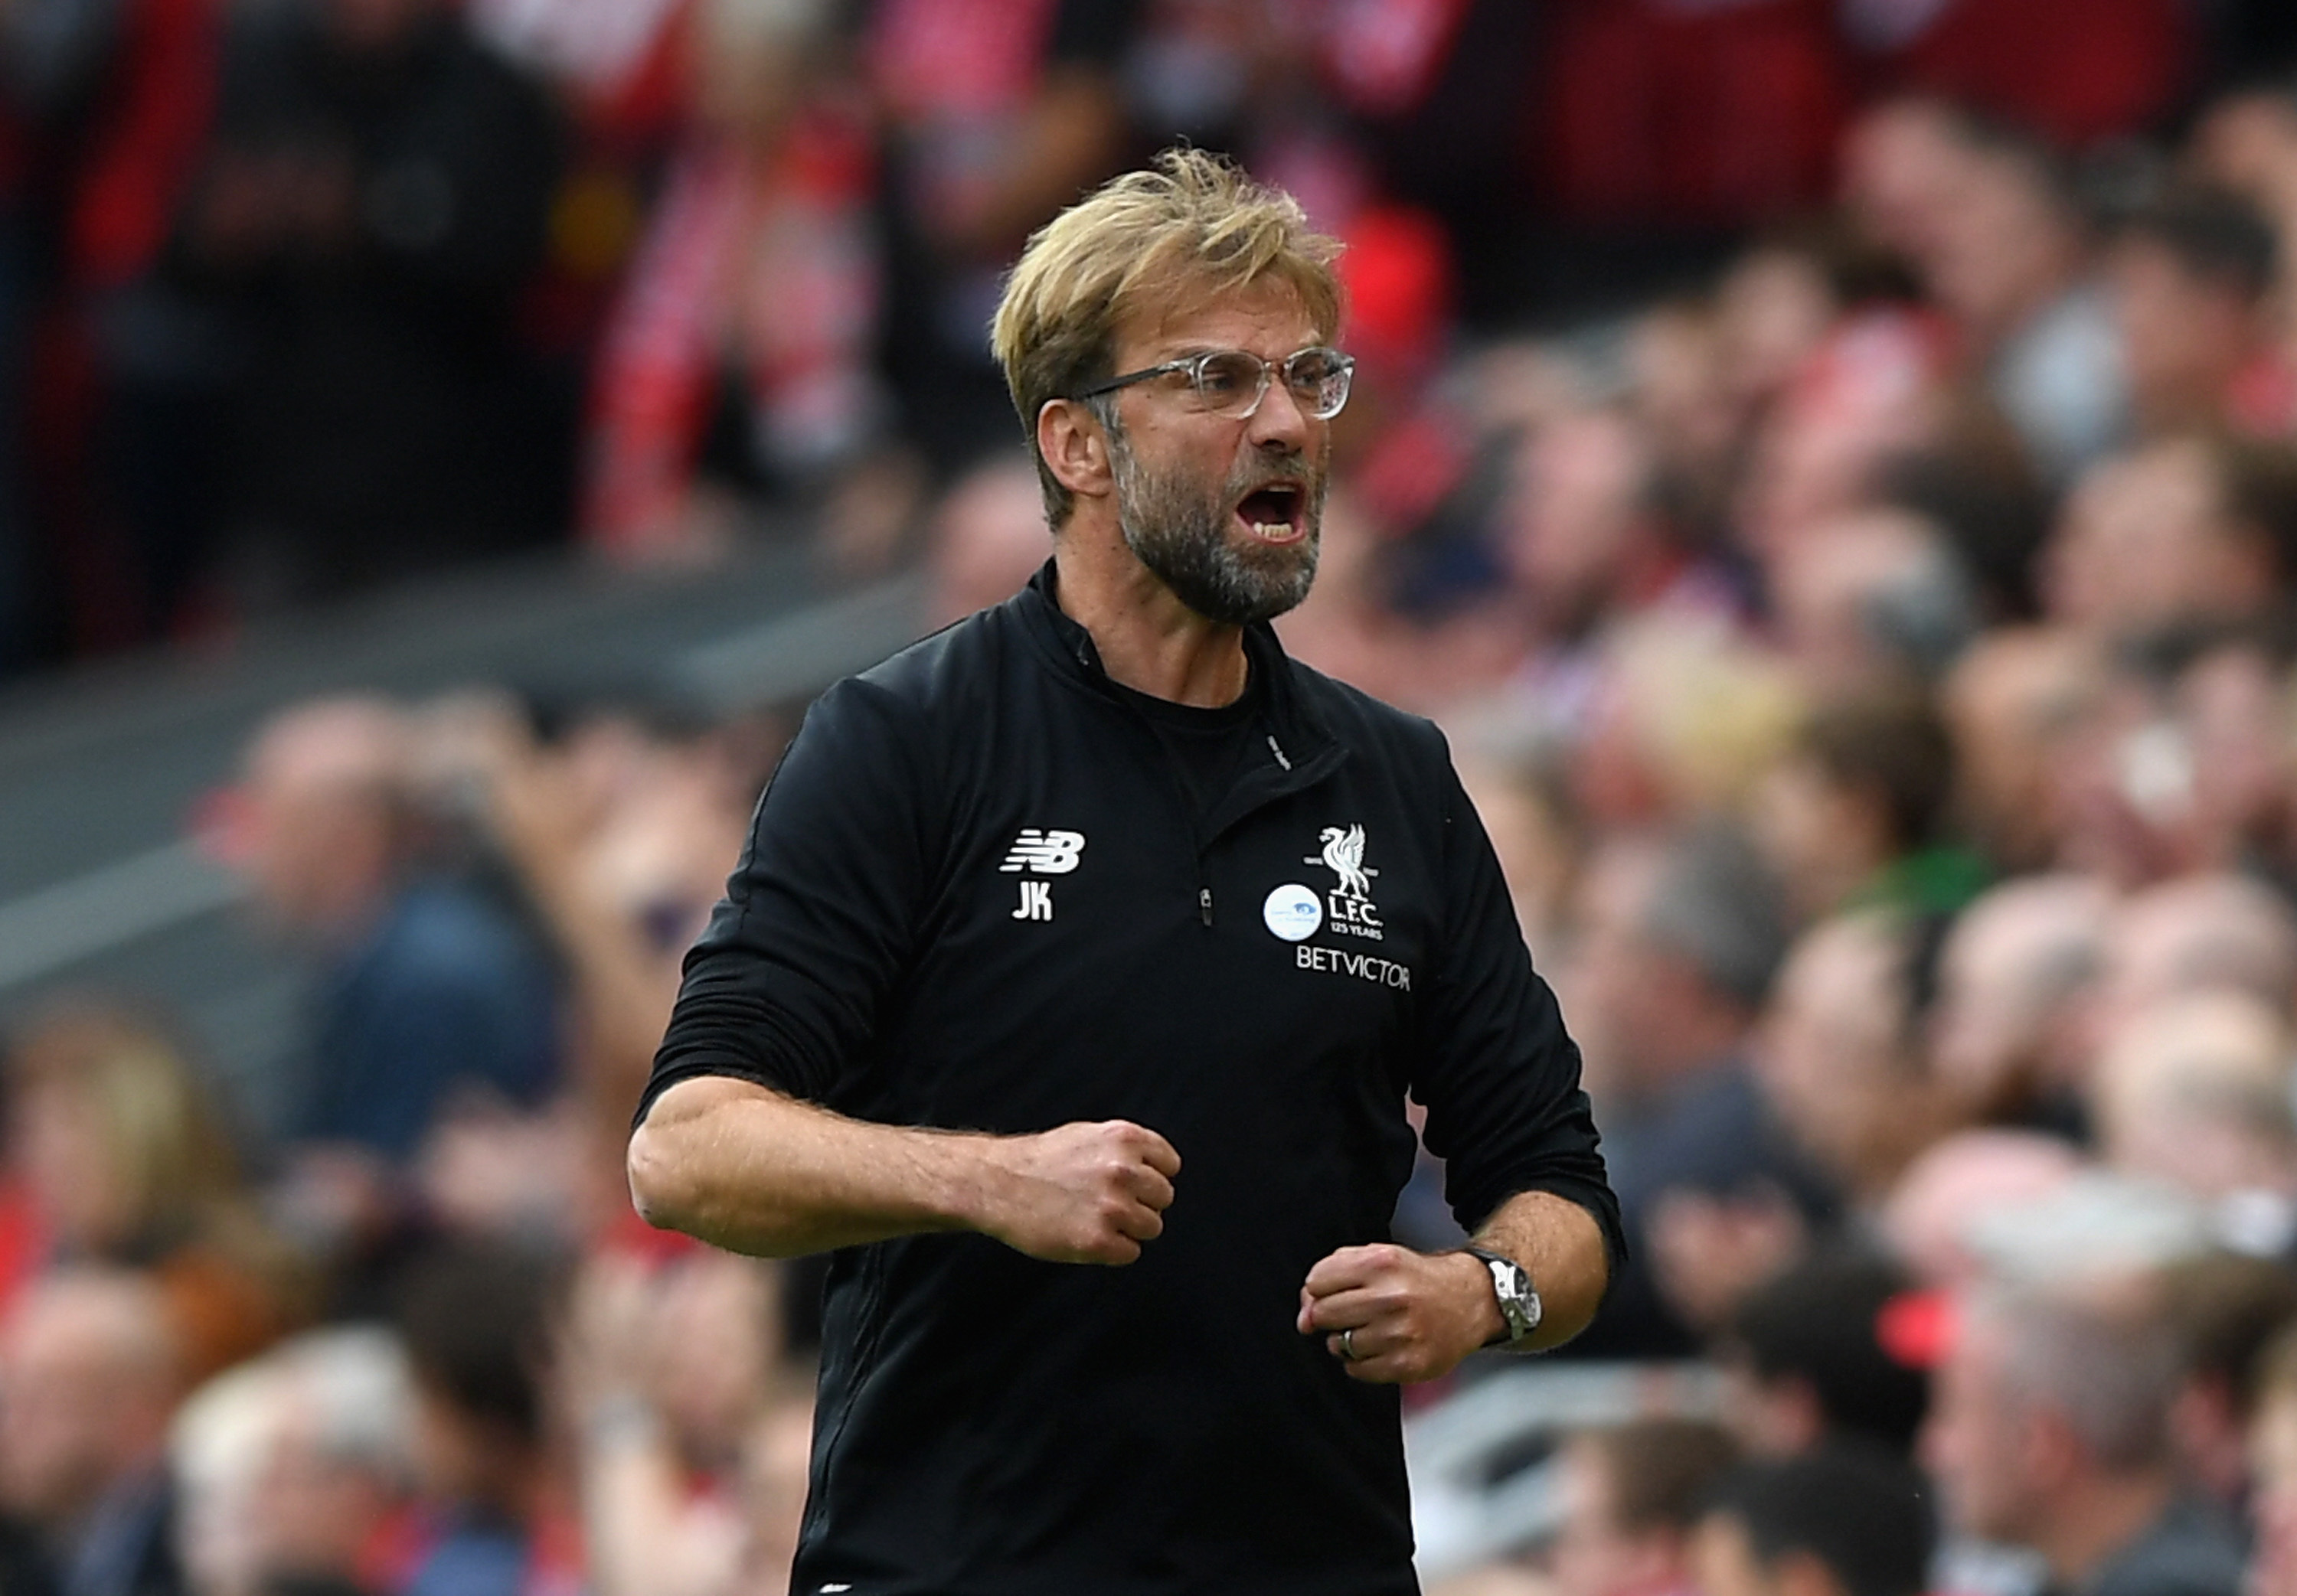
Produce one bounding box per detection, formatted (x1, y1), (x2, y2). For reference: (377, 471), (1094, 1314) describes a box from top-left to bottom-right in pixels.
(1115, 279), (1323, 364)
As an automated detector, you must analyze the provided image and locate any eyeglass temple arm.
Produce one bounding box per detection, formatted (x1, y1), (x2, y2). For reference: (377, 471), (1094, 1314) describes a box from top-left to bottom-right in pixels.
(1072, 360), (1194, 400)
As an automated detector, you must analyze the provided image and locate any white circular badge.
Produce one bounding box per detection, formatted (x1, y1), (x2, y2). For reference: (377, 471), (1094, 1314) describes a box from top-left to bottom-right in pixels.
(1263, 883), (1323, 942)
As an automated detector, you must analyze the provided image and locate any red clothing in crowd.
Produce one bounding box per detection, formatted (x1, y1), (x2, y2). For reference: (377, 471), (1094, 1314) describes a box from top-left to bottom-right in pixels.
(1853, 0), (2193, 148)
(1532, 0), (1851, 229)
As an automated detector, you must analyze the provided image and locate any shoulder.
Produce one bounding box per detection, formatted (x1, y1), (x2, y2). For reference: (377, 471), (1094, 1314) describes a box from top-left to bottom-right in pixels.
(781, 601), (1031, 790)
(844, 598), (1034, 719)
(1282, 654), (1448, 754)
(2090, 1500), (2246, 1596)
(1278, 652), (1456, 789)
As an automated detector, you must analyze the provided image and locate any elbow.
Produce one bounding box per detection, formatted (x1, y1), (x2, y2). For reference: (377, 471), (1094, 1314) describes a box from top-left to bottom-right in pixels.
(625, 1119), (695, 1234)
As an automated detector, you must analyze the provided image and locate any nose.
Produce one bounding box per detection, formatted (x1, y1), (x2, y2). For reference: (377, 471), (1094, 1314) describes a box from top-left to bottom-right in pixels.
(1245, 370), (1314, 453)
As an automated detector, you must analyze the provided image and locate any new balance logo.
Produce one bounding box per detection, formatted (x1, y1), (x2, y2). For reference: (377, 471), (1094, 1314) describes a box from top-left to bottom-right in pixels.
(1000, 828), (1086, 874)
(1013, 880), (1054, 921)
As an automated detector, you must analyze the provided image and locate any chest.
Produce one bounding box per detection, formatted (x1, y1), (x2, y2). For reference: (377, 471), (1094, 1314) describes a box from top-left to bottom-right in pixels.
(860, 715), (1444, 1133)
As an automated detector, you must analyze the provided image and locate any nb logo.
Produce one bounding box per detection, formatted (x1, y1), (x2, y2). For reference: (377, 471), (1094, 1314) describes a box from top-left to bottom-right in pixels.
(1000, 828), (1086, 874)
(1013, 880), (1054, 922)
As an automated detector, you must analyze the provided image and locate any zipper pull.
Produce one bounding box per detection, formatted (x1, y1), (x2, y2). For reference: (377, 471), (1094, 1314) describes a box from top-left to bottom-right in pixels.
(1198, 886), (1214, 926)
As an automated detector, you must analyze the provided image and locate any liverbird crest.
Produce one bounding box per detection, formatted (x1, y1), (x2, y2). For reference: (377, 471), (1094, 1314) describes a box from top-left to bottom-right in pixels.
(1314, 824), (1375, 899)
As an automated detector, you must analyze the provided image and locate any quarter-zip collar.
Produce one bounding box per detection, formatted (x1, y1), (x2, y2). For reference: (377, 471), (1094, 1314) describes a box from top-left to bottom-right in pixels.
(1015, 560), (1347, 841)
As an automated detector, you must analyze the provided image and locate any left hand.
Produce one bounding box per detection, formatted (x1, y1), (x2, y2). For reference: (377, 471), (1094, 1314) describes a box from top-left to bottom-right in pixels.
(1296, 1244), (1500, 1384)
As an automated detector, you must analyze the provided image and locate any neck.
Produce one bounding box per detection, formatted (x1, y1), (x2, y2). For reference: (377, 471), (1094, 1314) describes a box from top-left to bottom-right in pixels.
(2035, 1467), (2178, 1588)
(1052, 527), (1250, 708)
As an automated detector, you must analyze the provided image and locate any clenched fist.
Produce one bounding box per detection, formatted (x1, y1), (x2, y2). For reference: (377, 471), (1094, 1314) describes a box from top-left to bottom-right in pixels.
(1296, 1244), (1501, 1383)
(976, 1119), (1181, 1265)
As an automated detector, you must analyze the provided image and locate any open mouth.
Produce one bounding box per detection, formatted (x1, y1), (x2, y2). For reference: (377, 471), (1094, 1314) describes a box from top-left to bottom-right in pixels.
(1233, 482), (1307, 544)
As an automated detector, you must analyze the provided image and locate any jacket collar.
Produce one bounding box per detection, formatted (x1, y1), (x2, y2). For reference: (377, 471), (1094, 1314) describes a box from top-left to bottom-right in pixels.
(1014, 560), (1347, 820)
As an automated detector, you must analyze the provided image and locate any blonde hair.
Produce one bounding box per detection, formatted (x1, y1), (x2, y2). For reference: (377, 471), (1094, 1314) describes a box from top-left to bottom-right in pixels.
(990, 147), (1344, 525)
(8, 1001), (246, 1245)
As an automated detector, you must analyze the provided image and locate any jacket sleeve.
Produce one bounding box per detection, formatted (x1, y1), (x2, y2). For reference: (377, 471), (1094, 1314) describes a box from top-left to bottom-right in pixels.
(636, 677), (936, 1124)
(1410, 749), (1627, 1266)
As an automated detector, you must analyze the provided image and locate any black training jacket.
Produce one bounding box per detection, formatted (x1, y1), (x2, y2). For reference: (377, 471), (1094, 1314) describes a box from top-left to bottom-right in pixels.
(641, 564), (1623, 1596)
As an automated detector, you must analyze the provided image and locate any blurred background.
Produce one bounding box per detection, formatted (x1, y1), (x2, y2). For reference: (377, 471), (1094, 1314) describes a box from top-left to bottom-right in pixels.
(11, 2), (2297, 1594)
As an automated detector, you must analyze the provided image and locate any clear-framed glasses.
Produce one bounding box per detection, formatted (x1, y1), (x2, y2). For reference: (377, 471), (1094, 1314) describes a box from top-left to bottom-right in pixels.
(1073, 346), (1357, 421)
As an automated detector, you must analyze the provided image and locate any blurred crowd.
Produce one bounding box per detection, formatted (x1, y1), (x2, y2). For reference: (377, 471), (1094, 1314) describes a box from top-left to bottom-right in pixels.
(21, 3), (2297, 1596)
(0, 0), (2287, 672)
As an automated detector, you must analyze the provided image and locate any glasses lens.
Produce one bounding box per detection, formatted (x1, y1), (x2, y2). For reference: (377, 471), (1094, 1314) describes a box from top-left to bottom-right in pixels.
(1191, 351), (1269, 416)
(1285, 350), (1352, 419)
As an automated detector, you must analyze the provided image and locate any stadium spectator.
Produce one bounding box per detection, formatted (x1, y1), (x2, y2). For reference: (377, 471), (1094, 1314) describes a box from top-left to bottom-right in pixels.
(1924, 873), (2110, 1131)
(2111, 185), (2291, 438)
(2, 1002), (305, 1381)
(178, 0), (568, 604)
(1751, 911), (1961, 1218)
(1498, 406), (1738, 669)
(1851, 0), (2191, 151)
(1939, 626), (2102, 873)
(170, 1325), (417, 1596)
(2153, 1251), (2297, 1512)
(1881, 1130), (2085, 1289)
(861, 0), (1137, 475)
(562, 1248), (784, 1596)
(1541, 1420), (1741, 1596)
(1901, 112), (2128, 482)
(1763, 504), (1975, 687)
(2087, 873), (2297, 1050)
(0, 1268), (188, 1596)
(1750, 687), (1979, 921)
(2248, 1318), (2297, 1596)
(1716, 1249), (1930, 1461)
(1564, 824), (1822, 1356)
(1922, 1282), (2244, 1596)
(2042, 433), (2297, 641)
(1691, 1441), (1935, 1596)
(2091, 992), (2297, 1244)
(1447, 729), (1583, 962)
(392, 1239), (573, 1596)
(412, 690), (758, 1235)
(923, 452), (1052, 629)
(221, 698), (560, 1170)
(579, 0), (893, 566)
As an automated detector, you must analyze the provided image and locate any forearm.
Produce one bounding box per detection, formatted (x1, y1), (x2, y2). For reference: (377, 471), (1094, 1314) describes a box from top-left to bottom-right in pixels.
(627, 1075), (993, 1257)
(1472, 1188), (1610, 1350)
(628, 1075), (1181, 1264)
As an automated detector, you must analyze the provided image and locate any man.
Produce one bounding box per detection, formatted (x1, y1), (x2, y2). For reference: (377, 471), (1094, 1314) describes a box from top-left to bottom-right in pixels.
(184, 0), (566, 601)
(1544, 1420), (1740, 1596)
(1566, 825), (1822, 1356)
(1921, 1282), (2243, 1596)
(227, 697), (560, 1160)
(2042, 432), (2297, 641)
(2111, 184), (2289, 436)
(1925, 873), (2109, 1131)
(1691, 1444), (1933, 1596)
(628, 149), (1620, 1594)
(0, 1269), (187, 1596)
(1718, 1250), (1929, 1461)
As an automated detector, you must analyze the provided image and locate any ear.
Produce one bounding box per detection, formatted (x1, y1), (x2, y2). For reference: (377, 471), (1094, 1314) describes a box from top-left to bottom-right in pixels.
(1037, 398), (1113, 507)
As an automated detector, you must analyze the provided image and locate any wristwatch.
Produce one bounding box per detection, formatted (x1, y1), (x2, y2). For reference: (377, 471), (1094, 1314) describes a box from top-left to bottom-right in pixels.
(1462, 1245), (1542, 1349)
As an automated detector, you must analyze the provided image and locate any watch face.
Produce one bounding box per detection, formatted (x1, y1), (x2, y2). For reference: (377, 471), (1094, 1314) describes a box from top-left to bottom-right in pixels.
(1487, 1256), (1540, 1336)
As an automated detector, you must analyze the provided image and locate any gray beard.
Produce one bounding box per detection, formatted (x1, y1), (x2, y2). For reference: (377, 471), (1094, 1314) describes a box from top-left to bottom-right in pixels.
(1106, 416), (1325, 627)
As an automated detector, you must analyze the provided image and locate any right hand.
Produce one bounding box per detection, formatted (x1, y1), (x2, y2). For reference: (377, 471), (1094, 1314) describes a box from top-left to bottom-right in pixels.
(975, 1119), (1180, 1265)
